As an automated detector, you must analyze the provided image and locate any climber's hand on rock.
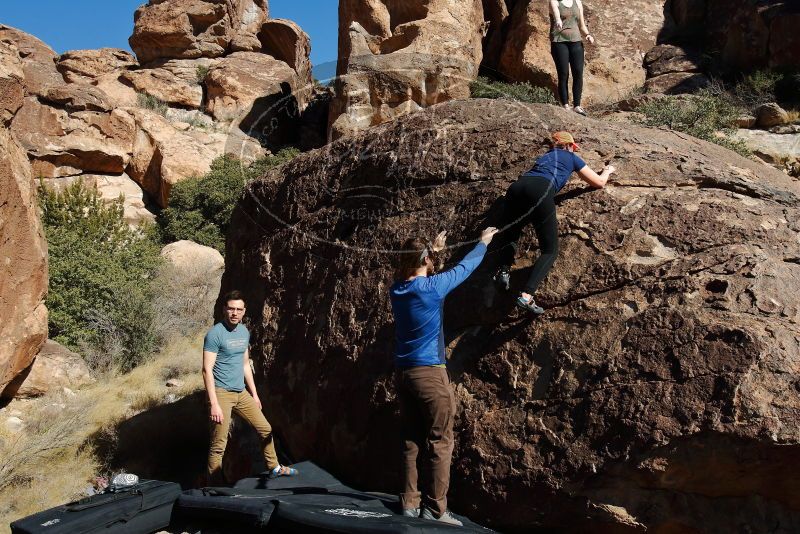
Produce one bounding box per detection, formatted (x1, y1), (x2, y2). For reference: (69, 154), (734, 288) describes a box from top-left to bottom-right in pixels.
(603, 165), (616, 176)
(480, 227), (499, 245)
(432, 230), (447, 252)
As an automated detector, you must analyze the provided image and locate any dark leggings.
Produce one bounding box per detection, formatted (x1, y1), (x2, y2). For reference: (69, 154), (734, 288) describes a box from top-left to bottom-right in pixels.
(551, 41), (584, 106)
(494, 176), (559, 294)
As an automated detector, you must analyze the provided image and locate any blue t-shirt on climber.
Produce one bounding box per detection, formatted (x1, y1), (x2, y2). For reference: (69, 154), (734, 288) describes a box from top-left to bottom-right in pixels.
(522, 148), (586, 192)
(203, 322), (249, 392)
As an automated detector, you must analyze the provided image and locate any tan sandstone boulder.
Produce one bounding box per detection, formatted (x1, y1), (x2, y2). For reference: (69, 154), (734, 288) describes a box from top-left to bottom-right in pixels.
(0, 128), (48, 400)
(0, 25), (63, 97)
(121, 66), (204, 109)
(11, 97), (135, 178)
(56, 48), (138, 83)
(9, 340), (95, 399)
(129, 0), (269, 65)
(160, 241), (225, 332)
(258, 19), (313, 89)
(487, 0), (665, 104)
(204, 51), (300, 126)
(329, 0), (485, 139)
(125, 107), (217, 207)
(0, 36), (25, 125)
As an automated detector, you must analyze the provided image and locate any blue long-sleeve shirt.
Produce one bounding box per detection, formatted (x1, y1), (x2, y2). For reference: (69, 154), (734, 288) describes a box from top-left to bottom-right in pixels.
(389, 242), (487, 367)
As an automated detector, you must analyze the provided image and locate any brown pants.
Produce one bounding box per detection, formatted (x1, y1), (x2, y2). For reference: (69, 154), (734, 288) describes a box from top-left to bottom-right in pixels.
(207, 388), (278, 485)
(396, 366), (456, 517)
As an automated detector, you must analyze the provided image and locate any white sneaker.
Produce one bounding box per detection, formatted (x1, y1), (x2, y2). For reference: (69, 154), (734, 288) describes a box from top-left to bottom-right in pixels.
(574, 106), (587, 116)
(420, 507), (463, 526)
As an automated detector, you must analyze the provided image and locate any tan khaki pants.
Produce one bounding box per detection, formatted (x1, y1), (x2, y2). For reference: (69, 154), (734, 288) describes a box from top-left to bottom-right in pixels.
(396, 366), (456, 517)
(207, 388), (278, 484)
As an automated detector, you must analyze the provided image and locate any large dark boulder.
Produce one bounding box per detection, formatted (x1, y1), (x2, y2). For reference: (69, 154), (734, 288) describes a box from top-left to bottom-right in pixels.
(221, 99), (800, 532)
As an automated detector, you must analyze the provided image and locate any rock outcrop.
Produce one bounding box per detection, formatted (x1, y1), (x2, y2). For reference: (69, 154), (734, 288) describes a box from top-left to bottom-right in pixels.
(330, 0), (666, 138)
(643, 43), (708, 94)
(485, 0), (665, 104)
(56, 48), (138, 83)
(129, 0), (269, 65)
(0, 25), (63, 97)
(659, 0), (800, 73)
(329, 0), (485, 139)
(0, 127), (48, 400)
(9, 340), (94, 399)
(222, 99), (800, 532)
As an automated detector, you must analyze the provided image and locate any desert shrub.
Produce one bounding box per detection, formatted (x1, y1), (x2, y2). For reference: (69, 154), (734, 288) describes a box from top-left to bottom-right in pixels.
(733, 70), (782, 109)
(471, 76), (557, 105)
(158, 149), (299, 252)
(136, 92), (168, 116)
(635, 88), (751, 156)
(195, 65), (210, 83)
(40, 180), (163, 372)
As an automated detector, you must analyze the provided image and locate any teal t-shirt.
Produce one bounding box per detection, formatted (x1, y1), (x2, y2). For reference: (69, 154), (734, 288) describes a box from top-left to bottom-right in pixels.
(203, 322), (249, 392)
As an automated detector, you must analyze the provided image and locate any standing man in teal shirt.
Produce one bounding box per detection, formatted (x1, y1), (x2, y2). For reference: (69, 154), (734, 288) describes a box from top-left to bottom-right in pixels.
(203, 290), (297, 484)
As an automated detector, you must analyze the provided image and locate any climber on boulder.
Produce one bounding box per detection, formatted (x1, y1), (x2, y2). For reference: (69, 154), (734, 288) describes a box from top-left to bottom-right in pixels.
(203, 290), (298, 485)
(492, 131), (616, 314)
(389, 227), (498, 526)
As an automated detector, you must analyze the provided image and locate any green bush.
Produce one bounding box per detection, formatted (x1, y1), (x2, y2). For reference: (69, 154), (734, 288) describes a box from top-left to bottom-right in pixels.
(137, 92), (168, 116)
(635, 88), (751, 157)
(471, 76), (557, 105)
(41, 181), (163, 372)
(158, 149), (299, 252)
(734, 70), (782, 109)
(196, 65), (210, 83)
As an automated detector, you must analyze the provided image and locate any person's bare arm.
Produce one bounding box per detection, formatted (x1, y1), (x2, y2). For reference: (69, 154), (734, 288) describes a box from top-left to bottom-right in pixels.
(576, 1), (594, 44)
(550, 0), (562, 30)
(243, 348), (262, 410)
(203, 350), (223, 423)
(577, 164), (616, 188)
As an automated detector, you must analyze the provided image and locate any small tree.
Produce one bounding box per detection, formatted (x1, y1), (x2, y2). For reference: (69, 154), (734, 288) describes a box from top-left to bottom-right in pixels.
(41, 180), (163, 372)
(158, 149), (299, 252)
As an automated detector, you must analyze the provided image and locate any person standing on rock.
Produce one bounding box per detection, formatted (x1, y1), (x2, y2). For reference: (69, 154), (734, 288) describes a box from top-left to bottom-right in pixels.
(493, 131), (615, 314)
(203, 290), (298, 485)
(390, 227), (499, 526)
(550, 0), (594, 115)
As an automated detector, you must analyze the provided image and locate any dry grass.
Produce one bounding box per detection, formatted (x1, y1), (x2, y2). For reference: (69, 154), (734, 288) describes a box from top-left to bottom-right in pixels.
(787, 109), (800, 124)
(0, 333), (205, 532)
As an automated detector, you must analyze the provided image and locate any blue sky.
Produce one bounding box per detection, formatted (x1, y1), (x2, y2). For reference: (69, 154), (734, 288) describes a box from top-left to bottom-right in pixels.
(1, 0), (339, 78)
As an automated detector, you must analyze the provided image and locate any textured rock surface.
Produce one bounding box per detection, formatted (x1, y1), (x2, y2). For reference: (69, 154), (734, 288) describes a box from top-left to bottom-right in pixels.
(11, 97), (135, 178)
(121, 66), (204, 108)
(205, 51), (299, 121)
(56, 48), (138, 84)
(733, 128), (800, 177)
(0, 24), (63, 97)
(0, 128), (48, 400)
(222, 99), (800, 532)
(663, 0), (800, 72)
(10, 340), (94, 399)
(329, 0), (485, 139)
(161, 240), (225, 274)
(125, 108), (217, 207)
(160, 241), (225, 323)
(258, 19), (313, 89)
(0, 35), (25, 125)
(486, 0), (665, 104)
(129, 0), (269, 65)
(756, 102), (790, 129)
